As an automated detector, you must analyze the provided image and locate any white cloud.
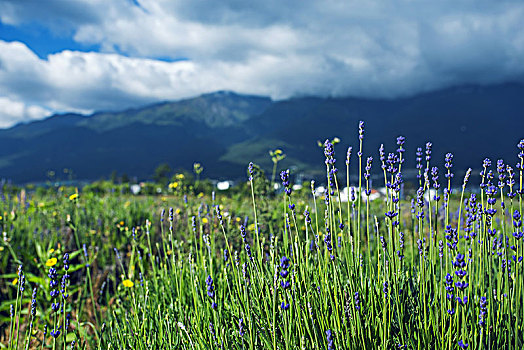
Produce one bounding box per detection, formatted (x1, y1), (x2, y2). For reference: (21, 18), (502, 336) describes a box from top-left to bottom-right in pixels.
(1, 0), (524, 127)
(0, 96), (51, 128)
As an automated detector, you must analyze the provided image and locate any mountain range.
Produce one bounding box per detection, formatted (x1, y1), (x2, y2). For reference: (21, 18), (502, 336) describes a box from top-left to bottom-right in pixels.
(1, 83), (524, 184)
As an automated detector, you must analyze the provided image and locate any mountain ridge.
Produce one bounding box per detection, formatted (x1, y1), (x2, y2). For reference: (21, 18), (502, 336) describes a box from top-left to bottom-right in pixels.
(1, 83), (523, 183)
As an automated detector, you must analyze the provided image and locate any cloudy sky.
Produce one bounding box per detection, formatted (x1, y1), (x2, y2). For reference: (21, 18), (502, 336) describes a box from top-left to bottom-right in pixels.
(1, 0), (524, 128)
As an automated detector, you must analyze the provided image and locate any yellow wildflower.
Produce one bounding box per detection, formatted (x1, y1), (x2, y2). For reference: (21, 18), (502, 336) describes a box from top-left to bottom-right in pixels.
(197, 192), (204, 198)
(12, 278), (18, 285)
(69, 193), (78, 201)
(175, 208), (181, 215)
(122, 279), (134, 288)
(202, 218), (209, 224)
(46, 258), (57, 267)
(48, 248), (55, 254)
(176, 173), (185, 180)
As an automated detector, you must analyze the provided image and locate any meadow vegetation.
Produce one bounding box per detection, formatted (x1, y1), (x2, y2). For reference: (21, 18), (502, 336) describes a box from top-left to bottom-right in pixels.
(1, 121), (524, 349)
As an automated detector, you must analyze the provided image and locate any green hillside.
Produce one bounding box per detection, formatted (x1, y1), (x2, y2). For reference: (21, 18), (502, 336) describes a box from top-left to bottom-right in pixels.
(0, 84), (523, 183)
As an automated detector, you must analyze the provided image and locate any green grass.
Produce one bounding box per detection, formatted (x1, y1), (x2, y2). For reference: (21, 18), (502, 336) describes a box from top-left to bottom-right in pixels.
(1, 130), (524, 350)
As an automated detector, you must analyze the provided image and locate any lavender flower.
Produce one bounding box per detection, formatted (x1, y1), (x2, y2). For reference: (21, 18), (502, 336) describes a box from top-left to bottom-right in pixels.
(377, 144), (385, 166)
(444, 153), (454, 179)
(380, 236), (387, 251)
(519, 139), (524, 159)
(304, 209), (311, 225)
(346, 146), (353, 166)
(386, 153), (398, 175)
(396, 136), (406, 161)
(417, 239), (425, 256)
(248, 162), (254, 181)
(50, 326), (61, 339)
(245, 243), (252, 260)
(425, 142), (432, 163)
(324, 139), (336, 166)
(416, 187), (424, 219)
(280, 256), (291, 289)
(497, 159), (506, 189)
(324, 227), (334, 260)
(364, 157), (373, 181)
(453, 253), (466, 269)
(397, 231), (405, 261)
(458, 340), (469, 349)
(326, 329), (334, 350)
(31, 288), (37, 316)
(19, 272), (25, 292)
(444, 273), (454, 300)
(63, 253), (70, 282)
(215, 205), (224, 226)
(416, 147), (423, 179)
(358, 121), (364, 141)
(83, 244), (90, 268)
(514, 210), (522, 228)
(507, 165), (516, 198)
(479, 296), (487, 327)
(280, 169), (292, 196)
(486, 184), (498, 210)
(463, 168), (472, 188)
(480, 158), (491, 189)
(205, 275), (217, 309)
(49, 267), (59, 299)
(239, 318), (245, 337)
(455, 280), (469, 291)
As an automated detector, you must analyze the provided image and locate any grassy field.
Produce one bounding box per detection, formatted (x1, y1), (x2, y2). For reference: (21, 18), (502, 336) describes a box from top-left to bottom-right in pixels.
(1, 124), (524, 349)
